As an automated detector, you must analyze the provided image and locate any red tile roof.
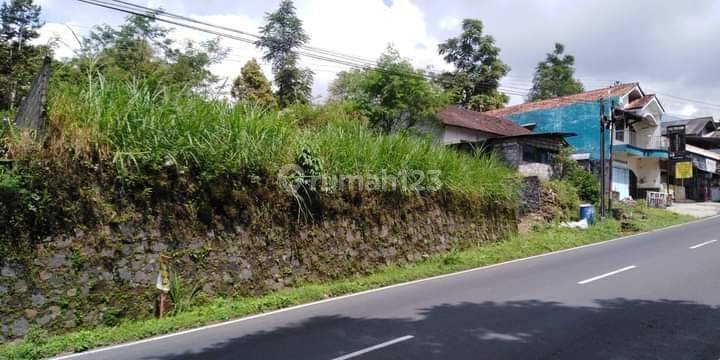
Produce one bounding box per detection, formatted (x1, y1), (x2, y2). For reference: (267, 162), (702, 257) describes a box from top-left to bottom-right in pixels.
(438, 106), (532, 137)
(486, 83), (639, 117)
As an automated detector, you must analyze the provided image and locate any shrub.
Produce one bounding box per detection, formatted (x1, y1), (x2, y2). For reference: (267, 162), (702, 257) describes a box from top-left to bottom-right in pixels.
(546, 180), (580, 220)
(553, 147), (599, 204)
(567, 167), (600, 204)
(168, 274), (202, 316)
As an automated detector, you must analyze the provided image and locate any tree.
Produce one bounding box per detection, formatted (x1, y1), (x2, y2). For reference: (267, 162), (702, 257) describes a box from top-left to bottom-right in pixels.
(329, 46), (445, 133)
(527, 43), (584, 102)
(0, 0), (45, 111)
(255, 0), (313, 107)
(437, 19), (510, 112)
(77, 15), (227, 93)
(231, 59), (277, 108)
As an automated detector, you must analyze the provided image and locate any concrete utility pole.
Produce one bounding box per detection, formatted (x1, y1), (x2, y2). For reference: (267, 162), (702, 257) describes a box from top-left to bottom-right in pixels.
(599, 100), (606, 219)
(608, 101), (615, 213)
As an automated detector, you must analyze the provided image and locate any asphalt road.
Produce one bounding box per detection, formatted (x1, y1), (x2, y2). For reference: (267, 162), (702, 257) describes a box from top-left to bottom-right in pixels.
(54, 216), (720, 360)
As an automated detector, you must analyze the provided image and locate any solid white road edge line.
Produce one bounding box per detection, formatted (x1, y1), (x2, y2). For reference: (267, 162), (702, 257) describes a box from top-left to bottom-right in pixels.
(577, 265), (637, 285)
(49, 214), (720, 360)
(689, 239), (717, 249)
(330, 335), (414, 360)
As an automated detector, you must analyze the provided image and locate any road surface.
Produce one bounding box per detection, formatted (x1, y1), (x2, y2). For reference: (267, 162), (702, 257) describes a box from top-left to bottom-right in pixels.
(54, 216), (720, 360)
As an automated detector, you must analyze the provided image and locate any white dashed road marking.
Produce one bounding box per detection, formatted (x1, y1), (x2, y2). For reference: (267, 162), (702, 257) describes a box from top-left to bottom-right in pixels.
(577, 266), (637, 285)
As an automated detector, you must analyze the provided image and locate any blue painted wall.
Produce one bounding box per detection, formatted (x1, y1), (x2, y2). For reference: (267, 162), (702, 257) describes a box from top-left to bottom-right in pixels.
(505, 99), (617, 160)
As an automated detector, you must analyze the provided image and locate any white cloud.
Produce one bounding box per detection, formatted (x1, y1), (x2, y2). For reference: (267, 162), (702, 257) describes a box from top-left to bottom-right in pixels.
(679, 104), (699, 117)
(38, 0), (450, 101)
(35, 22), (82, 60)
(164, 14), (266, 84)
(296, 0), (447, 99)
(438, 17), (460, 31)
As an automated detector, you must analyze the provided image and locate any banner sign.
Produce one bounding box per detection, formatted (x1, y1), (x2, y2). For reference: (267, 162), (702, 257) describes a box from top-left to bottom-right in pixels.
(675, 161), (693, 179)
(707, 159), (717, 174)
(666, 125), (687, 160)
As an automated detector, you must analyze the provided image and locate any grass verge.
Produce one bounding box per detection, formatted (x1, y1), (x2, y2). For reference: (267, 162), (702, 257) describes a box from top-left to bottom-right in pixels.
(0, 207), (694, 359)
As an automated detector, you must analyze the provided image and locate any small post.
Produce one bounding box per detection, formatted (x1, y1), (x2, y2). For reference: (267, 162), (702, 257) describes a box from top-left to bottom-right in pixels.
(156, 255), (170, 318)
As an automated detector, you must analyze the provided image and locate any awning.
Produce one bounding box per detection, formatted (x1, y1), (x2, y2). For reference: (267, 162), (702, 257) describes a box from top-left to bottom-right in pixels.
(612, 144), (668, 159)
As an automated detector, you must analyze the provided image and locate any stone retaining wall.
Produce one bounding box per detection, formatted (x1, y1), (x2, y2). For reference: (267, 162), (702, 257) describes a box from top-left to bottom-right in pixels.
(0, 191), (516, 341)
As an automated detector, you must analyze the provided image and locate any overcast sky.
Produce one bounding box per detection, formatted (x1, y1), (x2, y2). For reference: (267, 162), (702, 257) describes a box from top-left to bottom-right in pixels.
(32, 0), (720, 118)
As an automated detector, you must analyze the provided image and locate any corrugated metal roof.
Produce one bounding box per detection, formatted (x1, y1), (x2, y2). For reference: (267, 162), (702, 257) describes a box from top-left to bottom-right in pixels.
(438, 106), (532, 137)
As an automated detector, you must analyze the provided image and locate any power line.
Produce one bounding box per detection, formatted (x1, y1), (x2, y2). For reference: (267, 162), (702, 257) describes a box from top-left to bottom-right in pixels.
(74, 0), (720, 114)
(75, 0), (524, 96)
(106, 0), (378, 67)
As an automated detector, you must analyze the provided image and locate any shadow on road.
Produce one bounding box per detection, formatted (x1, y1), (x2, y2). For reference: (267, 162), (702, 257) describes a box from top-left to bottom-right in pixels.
(142, 298), (720, 360)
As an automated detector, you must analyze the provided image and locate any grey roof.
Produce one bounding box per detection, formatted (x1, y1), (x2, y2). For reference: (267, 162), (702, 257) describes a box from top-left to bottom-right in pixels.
(661, 116), (717, 136)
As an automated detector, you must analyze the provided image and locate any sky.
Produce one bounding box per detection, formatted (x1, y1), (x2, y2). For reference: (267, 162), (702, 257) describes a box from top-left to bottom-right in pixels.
(31, 0), (720, 119)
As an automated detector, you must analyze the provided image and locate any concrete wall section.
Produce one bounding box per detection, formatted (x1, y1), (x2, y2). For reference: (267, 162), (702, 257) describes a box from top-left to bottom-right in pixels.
(441, 126), (491, 145)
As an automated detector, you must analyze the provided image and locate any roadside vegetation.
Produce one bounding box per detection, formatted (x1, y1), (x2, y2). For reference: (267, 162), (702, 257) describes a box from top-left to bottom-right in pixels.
(42, 75), (518, 201)
(0, 205), (693, 360)
(0, 1), (694, 358)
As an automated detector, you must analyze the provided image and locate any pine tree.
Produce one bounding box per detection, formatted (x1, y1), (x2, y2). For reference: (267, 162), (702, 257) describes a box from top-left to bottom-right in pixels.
(255, 0), (313, 108)
(0, 0), (44, 111)
(527, 43), (584, 102)
(231, 59), (277, 109)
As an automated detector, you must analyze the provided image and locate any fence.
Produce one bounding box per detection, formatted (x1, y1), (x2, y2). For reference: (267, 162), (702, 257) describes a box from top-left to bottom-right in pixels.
(13, 56), (51, 132)
(646, 191), (668, 208)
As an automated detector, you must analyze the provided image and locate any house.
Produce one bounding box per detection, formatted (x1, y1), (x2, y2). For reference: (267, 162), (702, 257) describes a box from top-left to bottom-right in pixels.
(486, 83), (668, 200)
(436, 106), (573, 179)
(661, 116), (720, 201)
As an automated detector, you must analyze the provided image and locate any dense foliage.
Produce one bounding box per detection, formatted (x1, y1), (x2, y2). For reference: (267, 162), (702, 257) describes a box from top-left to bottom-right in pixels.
(527, 43), (584, 101)
(231, 59), (277, 109)
(329, 47), (446, 133)
(436, 19), (510, 111)
(553, 146), (600, 203)
(65, 15), (227, 94)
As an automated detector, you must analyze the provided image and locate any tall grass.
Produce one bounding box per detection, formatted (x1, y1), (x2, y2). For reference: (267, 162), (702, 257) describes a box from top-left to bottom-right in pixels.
(50, 77), (298, 177)
(47, 77), (517, 199)
(305, 120), (518, 201)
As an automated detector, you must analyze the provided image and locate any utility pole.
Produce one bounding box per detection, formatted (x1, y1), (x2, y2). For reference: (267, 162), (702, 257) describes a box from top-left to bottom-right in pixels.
(608, 101), (615, 213)
(599, 100), (606, 219)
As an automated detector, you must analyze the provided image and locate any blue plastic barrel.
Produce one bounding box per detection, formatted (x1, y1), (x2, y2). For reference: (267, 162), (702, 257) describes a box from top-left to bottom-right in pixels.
(579, 204), (594, 224)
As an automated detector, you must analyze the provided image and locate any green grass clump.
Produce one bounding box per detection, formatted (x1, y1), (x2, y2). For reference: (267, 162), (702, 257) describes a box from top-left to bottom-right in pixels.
(0, 209), (693, 360)
(304, 120), (517, 200)
(546, 179), (581, 219)
(50, 78), (298, 177)
(47, 77), (517, 199)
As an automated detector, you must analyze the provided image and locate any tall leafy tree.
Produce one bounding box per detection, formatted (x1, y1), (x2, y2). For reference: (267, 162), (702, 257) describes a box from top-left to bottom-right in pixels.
(77, 15), (227, 93)
(255, 0), (313, 108)
(527, 43), (584, 101)
(231, 59), (277, 108)
(0, 0), (45, 111)
(437, 19), (510, 112)
(330, 46), (445, 133)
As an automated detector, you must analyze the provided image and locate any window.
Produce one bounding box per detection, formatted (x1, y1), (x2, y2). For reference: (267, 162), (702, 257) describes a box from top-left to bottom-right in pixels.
(615, 119), (625, 142)
(522, 144), (553, 164)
